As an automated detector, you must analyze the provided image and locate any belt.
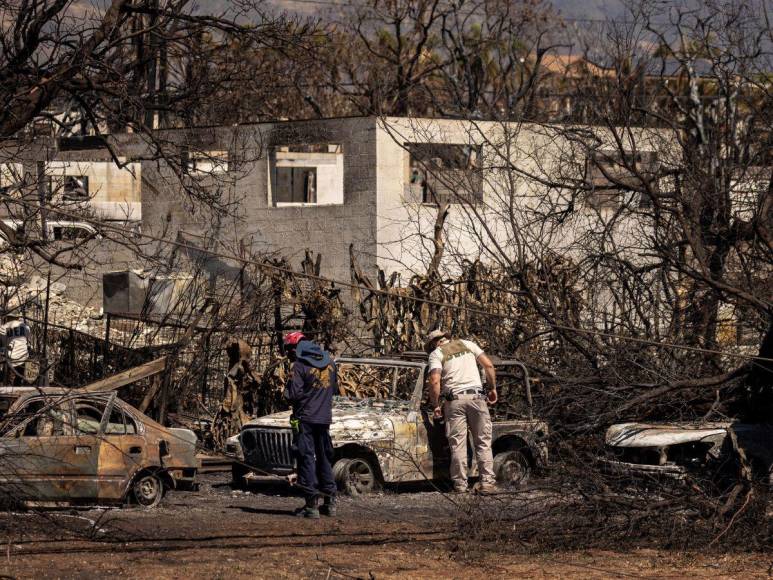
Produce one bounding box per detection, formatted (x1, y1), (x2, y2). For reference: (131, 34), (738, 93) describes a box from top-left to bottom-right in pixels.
(443, 388), (484, 401)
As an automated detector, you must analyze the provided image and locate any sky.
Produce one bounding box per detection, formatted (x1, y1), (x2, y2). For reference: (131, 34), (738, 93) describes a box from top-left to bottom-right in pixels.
(267, 0), (629, 20)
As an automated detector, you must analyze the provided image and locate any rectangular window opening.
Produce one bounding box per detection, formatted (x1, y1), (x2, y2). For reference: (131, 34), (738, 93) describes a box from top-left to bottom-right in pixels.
(270, 144), (343, 206)
(63, 175), (89, 200)
(586, 150), (658, 211)
(406, 143), (482, 205)
(184, 149), (229, 175)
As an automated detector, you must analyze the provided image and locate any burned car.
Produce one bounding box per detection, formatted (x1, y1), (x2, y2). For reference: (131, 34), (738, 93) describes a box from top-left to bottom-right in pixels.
(0, 387), (199, 507)
(230, 357), (548, 494)
(603, 421), (773, 487)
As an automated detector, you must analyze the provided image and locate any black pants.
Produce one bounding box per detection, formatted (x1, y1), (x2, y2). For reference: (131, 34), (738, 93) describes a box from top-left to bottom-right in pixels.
(296, 422), (336, 502)
(5, 364), (25, 386)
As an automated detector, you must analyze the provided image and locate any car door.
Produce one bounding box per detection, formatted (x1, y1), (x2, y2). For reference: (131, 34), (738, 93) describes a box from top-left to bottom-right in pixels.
(0, 394), (100, 501)
(94, 396), (147, 501)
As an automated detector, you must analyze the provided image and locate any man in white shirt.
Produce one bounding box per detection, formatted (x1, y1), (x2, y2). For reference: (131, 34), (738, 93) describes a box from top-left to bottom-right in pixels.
(1, 313), (31, 385)
(426, 329), (498, 494)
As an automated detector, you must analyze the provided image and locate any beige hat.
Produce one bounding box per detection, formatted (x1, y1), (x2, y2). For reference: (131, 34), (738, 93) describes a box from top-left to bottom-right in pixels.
(424, 329), (450, 353)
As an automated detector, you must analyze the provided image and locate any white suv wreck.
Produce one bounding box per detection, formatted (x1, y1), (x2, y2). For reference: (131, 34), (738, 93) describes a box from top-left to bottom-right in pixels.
(228, 356), (548, 494)
(603, 421), (773, 485)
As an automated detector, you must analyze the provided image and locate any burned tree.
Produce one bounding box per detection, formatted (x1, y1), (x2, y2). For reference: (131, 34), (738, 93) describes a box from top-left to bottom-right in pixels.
(353, 0), (773, 550)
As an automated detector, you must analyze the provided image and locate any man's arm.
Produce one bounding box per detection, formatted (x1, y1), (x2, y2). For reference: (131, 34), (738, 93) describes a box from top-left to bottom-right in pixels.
(283, 362), (304, 403)
(428, 369), (442, 418)
(429, 369), (441, 406)
(477, 353), (497, 404)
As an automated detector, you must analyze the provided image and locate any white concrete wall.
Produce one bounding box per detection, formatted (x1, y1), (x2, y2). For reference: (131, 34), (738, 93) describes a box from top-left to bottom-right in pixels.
(45, 160), (142, 221)
(375, 117), (667, 279)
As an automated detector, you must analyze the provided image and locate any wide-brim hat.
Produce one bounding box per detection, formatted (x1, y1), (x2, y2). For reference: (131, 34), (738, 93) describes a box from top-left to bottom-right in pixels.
(296, 340), (332, 369)
(424, 329), (449, 353)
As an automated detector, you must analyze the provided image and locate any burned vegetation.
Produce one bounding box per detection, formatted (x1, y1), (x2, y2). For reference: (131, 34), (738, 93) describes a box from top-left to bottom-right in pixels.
(0, 0), (769, 571)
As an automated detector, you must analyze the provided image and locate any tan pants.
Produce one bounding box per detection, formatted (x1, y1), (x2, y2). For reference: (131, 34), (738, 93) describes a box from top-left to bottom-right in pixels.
(444, 397), (495, 490)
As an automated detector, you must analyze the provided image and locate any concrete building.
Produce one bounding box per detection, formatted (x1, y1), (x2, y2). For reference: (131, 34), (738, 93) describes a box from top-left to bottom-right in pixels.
(0, 117), (666, 310)
(1, 116), (762, 347)
(138, 117), (666, 281)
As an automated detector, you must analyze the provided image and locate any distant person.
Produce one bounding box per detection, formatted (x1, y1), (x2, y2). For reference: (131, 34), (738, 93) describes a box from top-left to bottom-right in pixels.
(1, 312), (30, 386)
(283, 332), (338, 518)
(425, 329), (498, 494)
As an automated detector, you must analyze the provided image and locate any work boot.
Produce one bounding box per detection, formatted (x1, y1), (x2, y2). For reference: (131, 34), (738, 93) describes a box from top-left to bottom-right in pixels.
(472, 481), (497, 496)
(452, 485), (469, 494)
(295, 498), (320, 519)
(319, 497), (337, 517)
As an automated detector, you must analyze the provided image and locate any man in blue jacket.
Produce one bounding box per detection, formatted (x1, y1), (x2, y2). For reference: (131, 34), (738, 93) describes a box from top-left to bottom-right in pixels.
(283, 332), (338, 519)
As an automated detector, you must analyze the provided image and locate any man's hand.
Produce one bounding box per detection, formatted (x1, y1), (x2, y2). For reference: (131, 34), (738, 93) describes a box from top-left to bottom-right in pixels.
(487, 389), (498, 405)
(433, 405), (443, 420)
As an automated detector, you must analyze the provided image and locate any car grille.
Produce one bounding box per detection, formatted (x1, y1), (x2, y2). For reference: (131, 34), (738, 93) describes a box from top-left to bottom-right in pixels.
(240, 427), (294, 469)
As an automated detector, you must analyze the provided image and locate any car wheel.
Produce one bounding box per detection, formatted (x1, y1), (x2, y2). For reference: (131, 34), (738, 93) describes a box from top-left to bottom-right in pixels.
(333, 457), (380, 495)
(232, 463), (250, 490)
(493, 450), (530, 488)
(131, 472), (164, 508)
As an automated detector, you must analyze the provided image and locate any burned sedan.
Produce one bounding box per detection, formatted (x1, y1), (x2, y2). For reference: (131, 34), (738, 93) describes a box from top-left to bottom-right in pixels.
(231, 357), (548, 494)
(603, 421), (773, 486)
(0, 388), (199, 507)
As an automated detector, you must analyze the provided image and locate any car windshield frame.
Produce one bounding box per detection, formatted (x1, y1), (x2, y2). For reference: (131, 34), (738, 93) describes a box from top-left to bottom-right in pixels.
(335, 358), (426, 408)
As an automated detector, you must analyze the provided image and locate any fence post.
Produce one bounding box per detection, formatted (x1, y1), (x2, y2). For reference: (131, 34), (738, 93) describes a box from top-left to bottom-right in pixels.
(103, 314), (111, 378)
(201, 334), (210, 403)
(39, 269), (51, 386)
(69, 327), (75, 386)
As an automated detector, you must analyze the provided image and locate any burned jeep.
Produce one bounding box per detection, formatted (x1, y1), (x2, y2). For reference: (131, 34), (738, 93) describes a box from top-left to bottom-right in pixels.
(0, 387), (199, 507)
(231, 357), (548, 494)
(602, 421), (773, 488)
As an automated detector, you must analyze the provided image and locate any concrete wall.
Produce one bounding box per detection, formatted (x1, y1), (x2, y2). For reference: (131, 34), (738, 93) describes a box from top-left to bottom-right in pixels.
(0, 137), (145, 309)
(375, 117), (664, 279)
(141, 118), (380, 286)
(45, 159), (141, 221)
(0, 116), (671, 317)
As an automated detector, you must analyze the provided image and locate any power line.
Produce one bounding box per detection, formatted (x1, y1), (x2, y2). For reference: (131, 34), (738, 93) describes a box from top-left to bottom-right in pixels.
(2, 194), (770, 364)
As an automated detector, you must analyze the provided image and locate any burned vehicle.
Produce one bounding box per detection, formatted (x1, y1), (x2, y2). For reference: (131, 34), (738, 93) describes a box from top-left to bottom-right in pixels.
(230, 357), (548, 494)
(603, 421), (773, 487)
(0, 388), (199, 507)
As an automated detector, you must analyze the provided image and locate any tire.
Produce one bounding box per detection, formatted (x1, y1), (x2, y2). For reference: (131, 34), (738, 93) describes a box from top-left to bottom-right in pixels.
(232, 463), (250, 490)
(493, 450), (530, 488)
(131, 472), (164, 508)
(333, 457), (380, 495)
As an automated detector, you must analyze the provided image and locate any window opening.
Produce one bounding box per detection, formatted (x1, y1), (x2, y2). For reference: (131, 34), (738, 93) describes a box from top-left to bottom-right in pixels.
(104, 405), (137, 435)
(63, 176), (89, 200)
(586, 150), (658, 211)
(74, 400), (107, 434)
(52, 225), (92, 241)
(407, 143), (482, 205)
(184, 149), (229, 175)
(14, 399), (69, 437)
(270, 144), (343, 205)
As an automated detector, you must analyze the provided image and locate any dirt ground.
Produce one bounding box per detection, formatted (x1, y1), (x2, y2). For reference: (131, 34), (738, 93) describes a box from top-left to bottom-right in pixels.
(0, 474), (770, 579)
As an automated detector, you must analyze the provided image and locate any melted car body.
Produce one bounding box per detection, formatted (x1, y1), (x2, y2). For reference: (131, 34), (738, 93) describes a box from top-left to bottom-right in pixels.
(232, 357), (548, 493)
(603, 421), (773, 485)
(0, 387), (199, 505)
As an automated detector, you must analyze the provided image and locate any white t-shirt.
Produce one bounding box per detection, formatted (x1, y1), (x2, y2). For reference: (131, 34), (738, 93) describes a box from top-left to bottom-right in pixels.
(1, 320), (30, 364)
(428, 339), (484, 396)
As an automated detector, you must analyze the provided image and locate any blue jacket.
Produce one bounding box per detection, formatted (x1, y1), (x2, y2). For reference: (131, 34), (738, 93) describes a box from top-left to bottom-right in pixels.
(284, 355), (337, 425)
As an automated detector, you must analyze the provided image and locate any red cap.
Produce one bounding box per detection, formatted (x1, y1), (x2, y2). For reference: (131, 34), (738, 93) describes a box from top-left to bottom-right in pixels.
(283, 331), (306, 346)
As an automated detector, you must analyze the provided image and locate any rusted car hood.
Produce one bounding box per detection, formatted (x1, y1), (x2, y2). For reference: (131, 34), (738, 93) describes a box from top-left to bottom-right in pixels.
(242, 400), (409, 442)
(606, 422), (731, 447)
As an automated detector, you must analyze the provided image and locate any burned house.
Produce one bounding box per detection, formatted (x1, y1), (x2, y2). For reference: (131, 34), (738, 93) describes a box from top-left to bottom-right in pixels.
(0, 117), (764, 353)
